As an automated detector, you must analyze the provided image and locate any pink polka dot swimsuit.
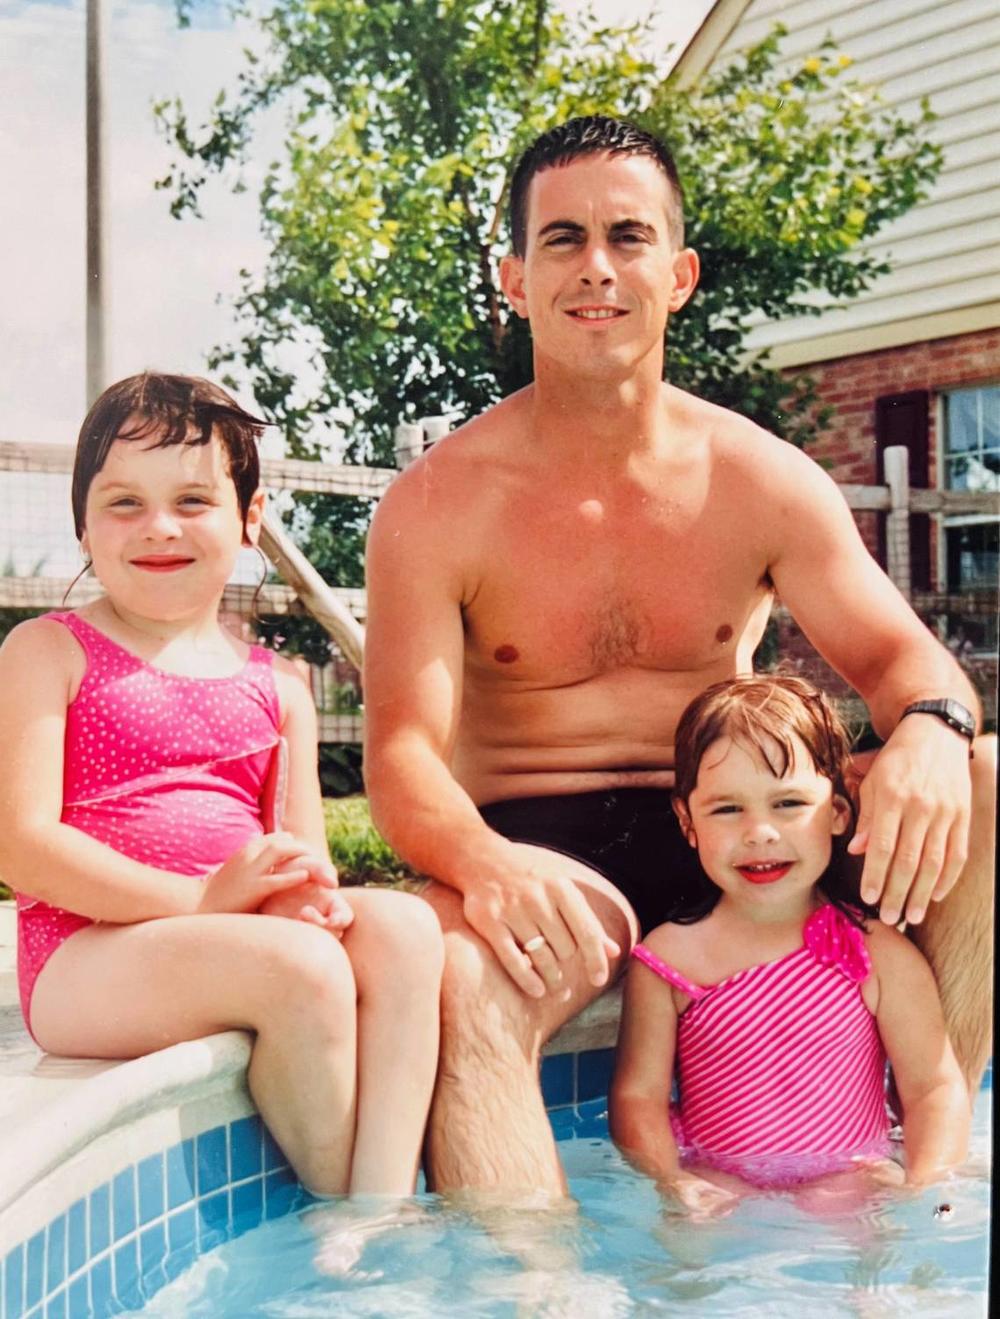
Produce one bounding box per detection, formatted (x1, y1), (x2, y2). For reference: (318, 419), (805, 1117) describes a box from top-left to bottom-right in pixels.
(16, 611), (283, 1038)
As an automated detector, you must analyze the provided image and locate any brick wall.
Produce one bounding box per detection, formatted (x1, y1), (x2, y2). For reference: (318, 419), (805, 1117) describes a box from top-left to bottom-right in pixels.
(772, 326), (999, 730)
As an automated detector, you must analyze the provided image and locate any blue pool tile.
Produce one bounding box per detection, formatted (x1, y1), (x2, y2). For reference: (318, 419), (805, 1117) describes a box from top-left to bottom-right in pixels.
(576, 1047), (615, 1102)
(264, 1168), (298, 1220)
(112, 1169), (137, 1242)
(24, 1231), (45, 1311)
(261, 1125), (288, 1173)
(89, 1256), (113, 1317)
(89, 1184), (111, 1257)
(165, 1141), (196, 1210)
(138, 1222), (167, 1296)
(4, 1246), (24, 1318)
(68, 1273), (90, 1319)
(541, 1053), (576, 1108)
(231, 1178), (263, 1234)
(197, 1191), (231, 1252)
(196, 1127), (228, 1196)
(137, 1154), (165, 1227)
(67, 1199), (87, 1277)
(44, 1286), (67, 1319)
(113, 1238), (141, 1312)
(229, 1115), (263, 1182)
(45, 1214), (66, 1294)
(167, 1207), (196, 1258)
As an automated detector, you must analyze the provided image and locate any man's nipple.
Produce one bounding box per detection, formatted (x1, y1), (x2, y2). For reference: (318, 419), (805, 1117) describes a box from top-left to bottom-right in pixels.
(494, 644), (520, 664)
(716, 624), (733, 644)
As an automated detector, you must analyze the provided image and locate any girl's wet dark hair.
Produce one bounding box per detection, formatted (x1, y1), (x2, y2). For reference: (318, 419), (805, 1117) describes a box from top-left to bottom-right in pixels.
(668, 675), (878, 927)
(508, 114), (685, 257)
(71, 372), (270, 539)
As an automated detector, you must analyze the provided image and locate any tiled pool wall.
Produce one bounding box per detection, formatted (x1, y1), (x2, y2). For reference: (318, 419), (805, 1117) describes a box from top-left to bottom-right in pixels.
(0, 1046), (616, 1319)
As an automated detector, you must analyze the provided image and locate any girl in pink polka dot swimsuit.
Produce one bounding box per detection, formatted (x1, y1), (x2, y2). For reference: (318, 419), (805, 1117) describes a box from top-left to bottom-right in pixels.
(0, 373), (444, 1198)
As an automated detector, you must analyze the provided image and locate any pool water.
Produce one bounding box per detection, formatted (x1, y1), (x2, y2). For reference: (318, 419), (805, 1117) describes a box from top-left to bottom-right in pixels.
(141, 1090), (991, 1318)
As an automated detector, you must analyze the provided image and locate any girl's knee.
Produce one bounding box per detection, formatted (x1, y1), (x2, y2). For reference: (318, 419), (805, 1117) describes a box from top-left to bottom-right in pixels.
(348, 889), (445, 990)
(256, 921), (356, 1014)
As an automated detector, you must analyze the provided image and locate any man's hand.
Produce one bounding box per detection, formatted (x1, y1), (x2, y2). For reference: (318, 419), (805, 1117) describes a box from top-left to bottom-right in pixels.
(461, 843), (621, 997)
(849, 716), (972, 926)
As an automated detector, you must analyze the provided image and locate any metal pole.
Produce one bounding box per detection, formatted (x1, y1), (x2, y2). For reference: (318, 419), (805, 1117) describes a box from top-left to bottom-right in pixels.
(86, 0), (109, 405)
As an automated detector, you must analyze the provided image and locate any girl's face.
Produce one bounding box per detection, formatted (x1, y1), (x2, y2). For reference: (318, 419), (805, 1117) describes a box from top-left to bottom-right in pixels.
(81, 427), (264, 622)
(676, 732), (851, 911)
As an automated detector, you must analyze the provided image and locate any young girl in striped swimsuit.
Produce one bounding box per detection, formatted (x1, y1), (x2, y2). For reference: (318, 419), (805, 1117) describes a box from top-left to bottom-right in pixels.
(610, 675), (969, 1215)
(0, 373), (444, 1200)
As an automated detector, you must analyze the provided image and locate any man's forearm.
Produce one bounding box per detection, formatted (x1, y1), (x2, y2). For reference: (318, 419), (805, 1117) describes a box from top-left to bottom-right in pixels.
(366, 744), (519, 893)
(860, 634), (980, 739)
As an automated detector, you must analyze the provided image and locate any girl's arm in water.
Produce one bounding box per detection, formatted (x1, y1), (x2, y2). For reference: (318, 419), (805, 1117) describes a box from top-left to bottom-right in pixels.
(0, 620), (327, 922)
(609, 925), (735, 1215)
(868, 922), (970, 1184)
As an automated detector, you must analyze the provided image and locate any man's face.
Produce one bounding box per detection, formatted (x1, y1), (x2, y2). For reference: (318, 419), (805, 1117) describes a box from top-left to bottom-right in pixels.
(500, 152), (699, 381)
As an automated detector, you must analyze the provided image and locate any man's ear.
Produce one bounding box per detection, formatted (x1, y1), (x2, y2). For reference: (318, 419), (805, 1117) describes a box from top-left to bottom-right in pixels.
(831, 794), (852, 837)
(499, 253), (529, 320)
(242, 488), (266, 548)
(673, 798), (697, 848)
(668, 247), (700, 313)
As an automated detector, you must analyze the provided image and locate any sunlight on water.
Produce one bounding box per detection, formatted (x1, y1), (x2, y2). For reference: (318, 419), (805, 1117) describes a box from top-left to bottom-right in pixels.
(142, 1088), (990, 1318)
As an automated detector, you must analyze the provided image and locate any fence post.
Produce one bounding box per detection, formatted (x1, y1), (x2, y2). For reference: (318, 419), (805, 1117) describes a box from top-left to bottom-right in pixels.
(393, 416), (455, 468)
(394, 422), (424, 469)
(884, 444), (911, 599)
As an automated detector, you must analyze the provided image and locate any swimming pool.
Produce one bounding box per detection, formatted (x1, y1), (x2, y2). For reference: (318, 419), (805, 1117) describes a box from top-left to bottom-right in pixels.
(0, 1046), (989, 1318)
(138, 1088), (992, 1318)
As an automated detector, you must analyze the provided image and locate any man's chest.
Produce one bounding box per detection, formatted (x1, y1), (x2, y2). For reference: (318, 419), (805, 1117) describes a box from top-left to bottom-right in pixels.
(462, 496), (770, 680)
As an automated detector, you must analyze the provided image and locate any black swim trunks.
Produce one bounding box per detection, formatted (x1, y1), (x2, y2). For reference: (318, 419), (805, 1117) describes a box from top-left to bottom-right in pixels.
(479, 788), (704, 935)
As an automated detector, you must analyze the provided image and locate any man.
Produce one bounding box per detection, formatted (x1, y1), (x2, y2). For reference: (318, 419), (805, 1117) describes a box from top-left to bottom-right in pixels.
(363, 117), (995, 1195)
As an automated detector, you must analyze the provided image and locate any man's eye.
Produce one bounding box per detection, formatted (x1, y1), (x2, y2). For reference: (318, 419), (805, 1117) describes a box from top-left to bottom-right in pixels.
(179, 496), (209, 507)
(777, 799), (807, 809)
(109, 498), (139, 509)
(710, 805), (740, 815)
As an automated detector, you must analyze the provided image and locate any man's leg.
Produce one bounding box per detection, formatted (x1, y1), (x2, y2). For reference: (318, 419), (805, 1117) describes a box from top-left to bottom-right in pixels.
(908, 734), (996, 1095)
(419, 853), (637, 1195)
(854, 734), (996, 1096)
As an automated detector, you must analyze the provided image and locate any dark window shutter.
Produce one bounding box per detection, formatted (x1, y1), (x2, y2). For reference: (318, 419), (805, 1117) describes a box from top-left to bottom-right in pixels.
(875, 390), (931, 591)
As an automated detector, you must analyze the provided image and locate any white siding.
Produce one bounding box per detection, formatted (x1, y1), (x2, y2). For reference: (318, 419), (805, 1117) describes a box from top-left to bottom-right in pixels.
(704, 0), (1000, 354)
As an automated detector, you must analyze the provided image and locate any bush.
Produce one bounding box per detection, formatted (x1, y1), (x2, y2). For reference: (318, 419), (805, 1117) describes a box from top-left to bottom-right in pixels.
(324, 796), (414, 886)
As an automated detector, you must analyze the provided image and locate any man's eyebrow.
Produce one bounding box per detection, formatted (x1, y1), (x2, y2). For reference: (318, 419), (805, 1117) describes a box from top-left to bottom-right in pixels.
(536, 220), (586, 239)
(609, 219), (658, 239)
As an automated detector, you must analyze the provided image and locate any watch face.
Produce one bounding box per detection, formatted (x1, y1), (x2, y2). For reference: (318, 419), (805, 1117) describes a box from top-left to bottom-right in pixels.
(944, 701), (975, 735)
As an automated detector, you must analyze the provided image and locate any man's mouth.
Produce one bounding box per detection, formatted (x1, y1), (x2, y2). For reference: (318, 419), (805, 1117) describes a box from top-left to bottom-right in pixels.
(565, 307), (627, 321)
(129, 556), (194, 573)
(736, 862), (792, 884)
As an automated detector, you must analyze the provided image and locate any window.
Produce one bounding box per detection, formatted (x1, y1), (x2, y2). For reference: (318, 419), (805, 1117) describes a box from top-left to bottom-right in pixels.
(942, 385), (999, 593)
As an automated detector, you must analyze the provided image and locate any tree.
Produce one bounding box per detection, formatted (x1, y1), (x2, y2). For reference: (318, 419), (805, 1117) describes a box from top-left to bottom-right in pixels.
(157, 2), (940, 586)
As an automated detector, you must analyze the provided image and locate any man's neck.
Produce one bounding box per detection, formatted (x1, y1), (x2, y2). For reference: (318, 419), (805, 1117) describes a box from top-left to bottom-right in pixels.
(527, 356), (672, 467)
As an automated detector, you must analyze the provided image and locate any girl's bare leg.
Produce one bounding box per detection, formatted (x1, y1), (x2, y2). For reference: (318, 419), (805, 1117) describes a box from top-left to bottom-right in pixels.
(338, 888), (444, 1195)
(28, 914), (358, 1195)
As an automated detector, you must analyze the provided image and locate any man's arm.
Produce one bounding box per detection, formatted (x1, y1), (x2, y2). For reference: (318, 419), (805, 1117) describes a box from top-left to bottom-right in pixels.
(363, 464), (616, 996)
(765, 441), (978, 925)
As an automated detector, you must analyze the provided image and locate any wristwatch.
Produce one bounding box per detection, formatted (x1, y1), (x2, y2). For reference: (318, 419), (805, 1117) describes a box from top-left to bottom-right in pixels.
(900, 699), (976, 749)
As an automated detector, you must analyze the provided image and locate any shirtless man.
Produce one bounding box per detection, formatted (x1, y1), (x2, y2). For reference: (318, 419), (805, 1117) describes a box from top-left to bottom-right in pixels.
(363, 117), (995, 1195)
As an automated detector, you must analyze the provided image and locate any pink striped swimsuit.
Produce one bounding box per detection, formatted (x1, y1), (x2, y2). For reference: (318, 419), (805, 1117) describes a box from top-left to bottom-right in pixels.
(16, 612), (284, 1039)
(633, 904), (892, 1186)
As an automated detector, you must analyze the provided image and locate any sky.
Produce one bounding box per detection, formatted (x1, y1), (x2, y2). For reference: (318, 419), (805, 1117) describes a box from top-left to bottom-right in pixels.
(0, 0), (715, 447)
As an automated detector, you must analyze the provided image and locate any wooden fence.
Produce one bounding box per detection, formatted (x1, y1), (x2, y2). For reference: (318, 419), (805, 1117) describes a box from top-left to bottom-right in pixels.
(1, 433), (997, 742)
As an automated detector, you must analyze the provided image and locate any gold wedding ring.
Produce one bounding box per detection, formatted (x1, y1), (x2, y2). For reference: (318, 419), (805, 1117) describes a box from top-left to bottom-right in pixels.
(522, 935), (547, 954)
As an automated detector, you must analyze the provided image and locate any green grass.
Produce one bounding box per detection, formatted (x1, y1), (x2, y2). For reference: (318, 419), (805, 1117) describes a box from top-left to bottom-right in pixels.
(323, 795), (415, 886)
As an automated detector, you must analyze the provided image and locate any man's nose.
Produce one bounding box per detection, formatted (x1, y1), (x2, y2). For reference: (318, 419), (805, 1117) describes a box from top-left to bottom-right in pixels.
(579, 241), (615, 285)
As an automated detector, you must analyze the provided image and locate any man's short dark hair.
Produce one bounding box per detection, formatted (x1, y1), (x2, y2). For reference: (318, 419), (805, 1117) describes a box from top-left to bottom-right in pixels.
(508, 115), (685, 257)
